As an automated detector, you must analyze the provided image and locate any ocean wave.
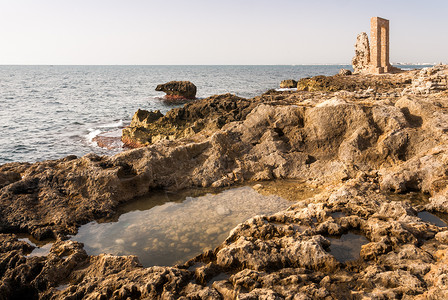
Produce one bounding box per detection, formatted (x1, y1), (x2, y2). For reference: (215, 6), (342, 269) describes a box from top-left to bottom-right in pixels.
(98, 120), (124, 128)
(275, 88), (297, 92)
(86, 129), (102, 146)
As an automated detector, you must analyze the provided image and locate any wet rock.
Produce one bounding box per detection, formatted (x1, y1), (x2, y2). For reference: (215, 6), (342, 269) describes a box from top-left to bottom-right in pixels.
(155, 81), (197, 100)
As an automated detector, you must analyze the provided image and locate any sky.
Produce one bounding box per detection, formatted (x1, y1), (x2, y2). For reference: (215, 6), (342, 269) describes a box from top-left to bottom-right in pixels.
(0, 0), (446, 65)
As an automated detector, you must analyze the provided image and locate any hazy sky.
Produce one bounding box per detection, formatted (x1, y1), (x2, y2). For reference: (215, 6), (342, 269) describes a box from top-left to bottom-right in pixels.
(0, 0), (446, 65)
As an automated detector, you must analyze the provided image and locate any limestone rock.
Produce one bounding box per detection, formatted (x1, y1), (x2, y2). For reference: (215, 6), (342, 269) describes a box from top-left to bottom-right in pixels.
(280, 79), (297, 88)
(402, 64), (448, 95)
(155, 81), (197, 100)
(296, 73), (410, 93)
(352, 32), (370, 74)
(122, 93), (255, 147)
(130, 109), (163, 127)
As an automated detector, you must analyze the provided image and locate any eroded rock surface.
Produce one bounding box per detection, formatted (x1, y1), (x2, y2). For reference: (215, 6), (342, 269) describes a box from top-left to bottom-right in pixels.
(122, 93), (255, 147)
(402, 64), (448, 95)
(2, 65), (448, 298)
(352, 32), (370, 74)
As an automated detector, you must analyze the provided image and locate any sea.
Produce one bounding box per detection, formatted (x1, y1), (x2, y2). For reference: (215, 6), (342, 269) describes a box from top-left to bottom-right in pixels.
(0, 65), (430, 165)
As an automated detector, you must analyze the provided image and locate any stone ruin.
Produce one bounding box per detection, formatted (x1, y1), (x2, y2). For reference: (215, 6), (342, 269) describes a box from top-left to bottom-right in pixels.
(352, 17), (400, 74)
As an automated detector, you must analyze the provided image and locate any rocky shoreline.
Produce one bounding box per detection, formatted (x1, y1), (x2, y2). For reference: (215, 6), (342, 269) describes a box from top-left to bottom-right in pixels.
(1, 65), (448, 299)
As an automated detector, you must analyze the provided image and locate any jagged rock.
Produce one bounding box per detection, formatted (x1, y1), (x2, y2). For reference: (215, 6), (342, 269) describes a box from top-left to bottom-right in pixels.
(155, 81), (197, 100)
(280, 79), (297, 88)
(402, 64), (448, 95)
(122, 93), (255, 147)
(352, 32), (370, 74)
(130, 109), (163, 127)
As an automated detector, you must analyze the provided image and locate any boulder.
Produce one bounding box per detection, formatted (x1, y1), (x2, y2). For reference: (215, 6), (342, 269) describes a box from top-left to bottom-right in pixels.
(339, 69), (352, 76)
(352, 32), (370, 74)
(155, 81), (197, 100)
(280, 79), (297, 88)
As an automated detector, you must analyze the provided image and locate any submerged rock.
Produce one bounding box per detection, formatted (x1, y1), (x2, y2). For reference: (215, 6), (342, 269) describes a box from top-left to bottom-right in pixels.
(155, 81), (197, 100)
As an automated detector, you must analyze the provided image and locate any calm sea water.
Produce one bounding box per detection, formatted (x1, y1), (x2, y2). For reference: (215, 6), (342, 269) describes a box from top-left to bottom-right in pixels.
(0, 65), (428, 164)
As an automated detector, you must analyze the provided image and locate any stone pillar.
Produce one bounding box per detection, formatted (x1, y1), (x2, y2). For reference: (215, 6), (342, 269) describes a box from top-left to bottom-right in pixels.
(370, 17), (391, 74)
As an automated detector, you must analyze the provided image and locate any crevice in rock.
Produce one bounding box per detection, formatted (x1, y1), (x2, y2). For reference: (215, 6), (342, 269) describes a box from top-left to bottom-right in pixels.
(400, 107), (423, 128)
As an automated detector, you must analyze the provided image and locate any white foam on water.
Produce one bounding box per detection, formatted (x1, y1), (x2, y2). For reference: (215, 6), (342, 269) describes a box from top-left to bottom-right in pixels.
(98, 119), (124, 128)
(86, 129), (102, 146)
(276, 88), (297, 92)
(85, 120), (125, 149)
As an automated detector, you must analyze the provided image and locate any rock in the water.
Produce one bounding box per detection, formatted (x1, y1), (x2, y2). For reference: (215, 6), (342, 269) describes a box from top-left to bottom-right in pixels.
(155, 81), (197, 100)
(339, 69), (352, 76)
(280, 79), (297, 88)
(352, 32), (370, 74)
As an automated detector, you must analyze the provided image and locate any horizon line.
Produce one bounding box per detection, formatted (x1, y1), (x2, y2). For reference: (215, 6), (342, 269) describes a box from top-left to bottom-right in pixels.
(0, 63), (437, 67)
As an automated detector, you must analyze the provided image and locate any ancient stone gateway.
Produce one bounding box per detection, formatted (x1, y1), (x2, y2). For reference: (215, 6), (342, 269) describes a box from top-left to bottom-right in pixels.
(370, 17), (391, 74)
(352, 17), (399, 74)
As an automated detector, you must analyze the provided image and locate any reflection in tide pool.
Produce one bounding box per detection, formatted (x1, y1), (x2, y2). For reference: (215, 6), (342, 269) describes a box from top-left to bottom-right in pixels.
(418, 211), (448, 227)
(17, 236), (53, 257)
(328, 232), (369, 263)
(71, 186), (291, 267)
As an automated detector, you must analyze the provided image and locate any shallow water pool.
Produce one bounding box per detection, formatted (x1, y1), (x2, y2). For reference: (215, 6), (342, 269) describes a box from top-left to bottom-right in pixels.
(418, 211), (448, 227)
(328, 232), (369, 263)
(71, 186), (292, 267)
